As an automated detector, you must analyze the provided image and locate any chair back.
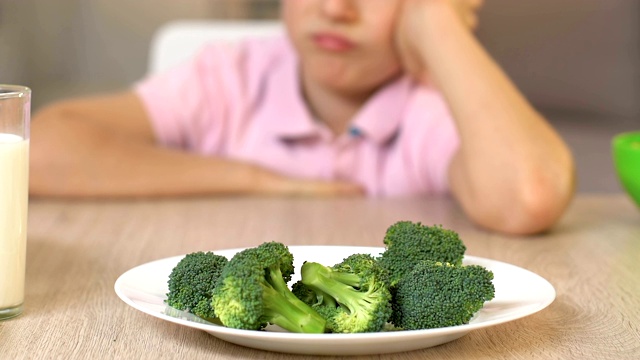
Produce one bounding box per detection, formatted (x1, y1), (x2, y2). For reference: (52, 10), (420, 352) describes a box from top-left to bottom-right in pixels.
(148, 20), (283, 74)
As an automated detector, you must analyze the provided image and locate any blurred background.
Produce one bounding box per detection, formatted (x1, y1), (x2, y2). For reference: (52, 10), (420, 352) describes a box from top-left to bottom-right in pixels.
(1, 0), (638, 193)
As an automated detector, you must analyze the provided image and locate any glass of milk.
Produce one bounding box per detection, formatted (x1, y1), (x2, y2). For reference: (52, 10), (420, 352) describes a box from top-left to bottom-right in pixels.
(0, 85), (30, 321)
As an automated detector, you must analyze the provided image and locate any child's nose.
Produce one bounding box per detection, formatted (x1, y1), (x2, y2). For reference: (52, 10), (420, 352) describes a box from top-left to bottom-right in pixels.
(320, 0), (358, 22)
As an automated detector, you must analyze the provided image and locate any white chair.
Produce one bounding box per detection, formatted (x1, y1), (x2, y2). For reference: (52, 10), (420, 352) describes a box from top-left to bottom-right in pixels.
(147, 20), (284, 75)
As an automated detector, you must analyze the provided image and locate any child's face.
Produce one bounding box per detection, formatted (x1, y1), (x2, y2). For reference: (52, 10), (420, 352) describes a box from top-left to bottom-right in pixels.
(282, 0), (404, 96)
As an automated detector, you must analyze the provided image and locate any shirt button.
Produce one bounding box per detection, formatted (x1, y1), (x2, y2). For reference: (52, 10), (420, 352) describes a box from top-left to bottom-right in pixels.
(348, 126), (362, 138)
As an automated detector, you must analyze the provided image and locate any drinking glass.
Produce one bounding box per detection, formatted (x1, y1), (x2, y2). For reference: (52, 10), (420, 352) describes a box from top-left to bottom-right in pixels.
(0, 85), (30, 320)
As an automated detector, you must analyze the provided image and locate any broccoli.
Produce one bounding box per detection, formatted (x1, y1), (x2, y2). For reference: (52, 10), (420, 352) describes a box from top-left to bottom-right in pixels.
(296, 253), (392, 333)
(210, 242), (326, 333)
(391, 260), (495, 330)
(166, 251), (228, 321)
(378, 221), (467, 286)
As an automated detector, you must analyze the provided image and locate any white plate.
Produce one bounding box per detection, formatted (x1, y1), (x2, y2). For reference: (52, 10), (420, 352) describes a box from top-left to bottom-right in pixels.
(114, 246), (555, 356)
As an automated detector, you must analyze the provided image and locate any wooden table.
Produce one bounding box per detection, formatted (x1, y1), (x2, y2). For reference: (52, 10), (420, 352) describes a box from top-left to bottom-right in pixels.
(1, 194), (639, 359)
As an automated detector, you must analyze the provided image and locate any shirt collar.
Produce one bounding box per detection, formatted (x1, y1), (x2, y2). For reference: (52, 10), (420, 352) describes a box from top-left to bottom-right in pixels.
(259, 38), (414, 144)
(349, 75), (413, 144)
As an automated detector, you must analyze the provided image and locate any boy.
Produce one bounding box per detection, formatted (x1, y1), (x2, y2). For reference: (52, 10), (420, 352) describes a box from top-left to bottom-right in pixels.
(29, 0), (575, 234)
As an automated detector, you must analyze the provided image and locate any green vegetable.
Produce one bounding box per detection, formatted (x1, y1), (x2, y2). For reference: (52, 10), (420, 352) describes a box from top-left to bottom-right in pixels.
(295, 253), (392, 333)
(391, 260), (495, 330)
(378, 221), (467, 286)
(166, 222), (494, 335)
(166, 251), (228, 321)
(211, 242), (326, 333)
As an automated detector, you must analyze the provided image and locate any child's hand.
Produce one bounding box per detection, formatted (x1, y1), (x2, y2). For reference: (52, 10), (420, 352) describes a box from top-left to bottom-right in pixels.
(258, 171), (365, 197)
(396, 0), (483, 84)
(448, 0), (483, 30)
(284, 178), (365, 197)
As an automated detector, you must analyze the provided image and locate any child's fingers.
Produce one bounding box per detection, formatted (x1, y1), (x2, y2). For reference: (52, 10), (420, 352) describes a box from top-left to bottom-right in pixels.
(465, 12), (479, 30)
(468, 0), (484, 10)
(395, 33), (418, 78)
(256, 171), (363, 197)
(453, 0), (482, 30)
(291, 179), (365, 197)
(456, 0), (483, 11)
(394, 18), (423, 79)
(264, 174), (364, 197)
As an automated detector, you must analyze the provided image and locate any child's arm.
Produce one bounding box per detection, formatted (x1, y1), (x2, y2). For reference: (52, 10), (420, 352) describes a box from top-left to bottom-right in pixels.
(29, 91), (362, 198)
(396, 0), (575, 234)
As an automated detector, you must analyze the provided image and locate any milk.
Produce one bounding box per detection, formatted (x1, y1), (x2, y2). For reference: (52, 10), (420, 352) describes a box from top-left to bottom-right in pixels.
(0, 134), (29, 310)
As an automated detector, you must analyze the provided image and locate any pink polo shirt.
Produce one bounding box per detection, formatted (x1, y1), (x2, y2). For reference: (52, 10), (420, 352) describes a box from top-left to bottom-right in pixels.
(135, 36), (459, 197)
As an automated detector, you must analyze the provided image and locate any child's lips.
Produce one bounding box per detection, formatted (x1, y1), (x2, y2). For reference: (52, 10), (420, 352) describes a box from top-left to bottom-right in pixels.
(311, 33), (356, 52)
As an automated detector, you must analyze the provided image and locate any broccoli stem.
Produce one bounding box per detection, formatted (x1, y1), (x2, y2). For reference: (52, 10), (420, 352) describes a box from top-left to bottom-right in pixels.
(261, 283), (326, 333)
(326, 272), (361, 288)
(260, 265), (326, 333)
(301, 262), (367, 313)
(265, 266), (291, 295)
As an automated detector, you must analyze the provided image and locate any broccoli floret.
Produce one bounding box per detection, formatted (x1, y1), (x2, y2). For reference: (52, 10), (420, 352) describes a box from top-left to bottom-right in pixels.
(297, 254), (392, 333)
(211, 242), (326, 333)
(166, 251), (228, 320)
(378, 221), (467, 286)
(391, 260), (495, 330)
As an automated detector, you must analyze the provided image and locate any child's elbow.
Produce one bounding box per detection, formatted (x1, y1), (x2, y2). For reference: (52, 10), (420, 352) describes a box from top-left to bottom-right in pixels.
(488, 172), (576, 235)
